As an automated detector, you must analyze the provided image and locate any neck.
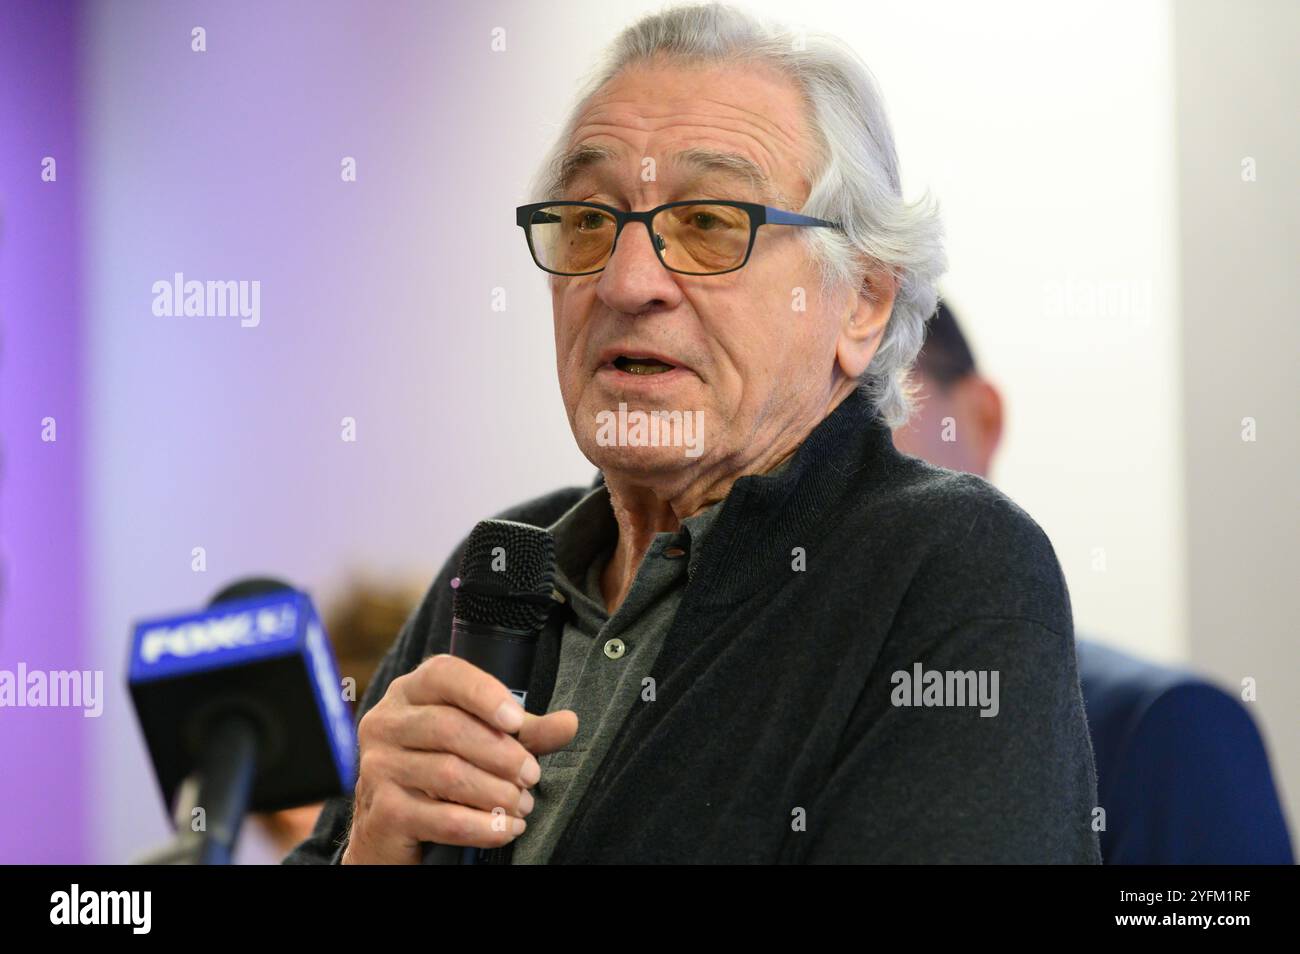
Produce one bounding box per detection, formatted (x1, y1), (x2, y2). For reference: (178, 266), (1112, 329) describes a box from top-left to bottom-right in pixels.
(597, 379), (857, 612)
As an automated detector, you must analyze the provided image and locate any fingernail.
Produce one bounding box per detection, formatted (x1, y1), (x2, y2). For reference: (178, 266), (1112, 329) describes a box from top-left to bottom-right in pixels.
(495, 699), (524, 732)
(519, 789), (535, 816)
(519, 755), (541, 787)
(511, 818), (526, 836)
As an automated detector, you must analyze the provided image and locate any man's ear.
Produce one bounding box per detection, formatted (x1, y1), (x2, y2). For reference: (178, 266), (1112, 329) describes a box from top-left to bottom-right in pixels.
(952, 374), (1004, 477)
(836, 265), (897, 379)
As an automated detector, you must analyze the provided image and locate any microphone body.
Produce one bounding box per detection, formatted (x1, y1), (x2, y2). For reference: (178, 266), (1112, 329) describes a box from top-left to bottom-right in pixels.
(450, 618), (538, 708)
(422, 520), (558, 865)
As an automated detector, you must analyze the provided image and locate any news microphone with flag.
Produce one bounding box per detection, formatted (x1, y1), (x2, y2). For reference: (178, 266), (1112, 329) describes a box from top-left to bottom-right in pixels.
(128, 577), (357, 864)
(422, 519), (560, 865)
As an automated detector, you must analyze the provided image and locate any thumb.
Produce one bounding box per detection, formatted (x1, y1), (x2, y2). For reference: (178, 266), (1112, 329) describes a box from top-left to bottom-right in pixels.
(517, 709), (579, 756)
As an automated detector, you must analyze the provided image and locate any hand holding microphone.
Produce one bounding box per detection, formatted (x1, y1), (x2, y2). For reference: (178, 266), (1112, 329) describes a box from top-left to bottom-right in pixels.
(342, 654), (577, 864)
(343, 519), (579, 865)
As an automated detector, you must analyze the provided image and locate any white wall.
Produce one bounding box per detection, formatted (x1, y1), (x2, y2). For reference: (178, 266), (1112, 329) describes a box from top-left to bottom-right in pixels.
(1174, 0), (1299, 843)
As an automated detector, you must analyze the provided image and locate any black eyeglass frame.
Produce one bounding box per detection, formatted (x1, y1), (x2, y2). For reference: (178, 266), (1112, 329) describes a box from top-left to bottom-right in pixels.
(515, 199), (845, 277)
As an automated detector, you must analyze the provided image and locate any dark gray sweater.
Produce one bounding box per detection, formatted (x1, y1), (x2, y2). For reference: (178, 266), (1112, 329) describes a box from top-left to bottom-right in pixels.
(285, 388), (1101, 864)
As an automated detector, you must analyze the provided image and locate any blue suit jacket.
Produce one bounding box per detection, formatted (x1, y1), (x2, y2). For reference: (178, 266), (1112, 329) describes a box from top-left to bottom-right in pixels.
(1077, 640), (1294, 864)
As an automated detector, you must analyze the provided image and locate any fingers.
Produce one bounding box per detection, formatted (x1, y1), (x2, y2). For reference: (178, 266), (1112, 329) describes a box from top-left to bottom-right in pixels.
(381, 749), (535, 819)
(399, 654), (527, 734)
(387, 703), (541, 787)
(381, 786), (527, 850)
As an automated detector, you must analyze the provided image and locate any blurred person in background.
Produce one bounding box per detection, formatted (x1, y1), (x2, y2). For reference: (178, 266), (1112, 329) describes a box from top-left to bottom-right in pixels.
(893, 300), (1295, 864)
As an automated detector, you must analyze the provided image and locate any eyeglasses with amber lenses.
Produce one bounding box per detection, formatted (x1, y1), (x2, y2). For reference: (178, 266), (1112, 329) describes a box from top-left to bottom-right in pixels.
(515, 200), (844, 277)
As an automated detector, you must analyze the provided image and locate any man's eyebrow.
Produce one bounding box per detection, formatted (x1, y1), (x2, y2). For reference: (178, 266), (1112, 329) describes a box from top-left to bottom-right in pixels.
(554, 142), (784, 205)
(670, 147), (782, 204)
(555, 143), (620, 196)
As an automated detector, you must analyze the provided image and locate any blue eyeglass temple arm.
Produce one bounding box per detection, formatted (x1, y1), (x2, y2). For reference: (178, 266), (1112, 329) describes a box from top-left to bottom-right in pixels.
(762, 206), (843, 230)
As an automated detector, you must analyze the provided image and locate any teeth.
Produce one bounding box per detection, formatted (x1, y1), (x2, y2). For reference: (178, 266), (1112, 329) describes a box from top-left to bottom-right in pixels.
(614, 356), (674, 375)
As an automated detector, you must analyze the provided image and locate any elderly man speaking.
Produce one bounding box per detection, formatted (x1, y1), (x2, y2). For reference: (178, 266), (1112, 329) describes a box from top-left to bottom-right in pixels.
(287, 3), (1100, 865)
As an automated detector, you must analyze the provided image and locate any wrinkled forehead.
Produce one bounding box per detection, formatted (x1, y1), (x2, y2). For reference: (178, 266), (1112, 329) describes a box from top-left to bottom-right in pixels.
(556, 141), (789, 205)
(554, 60), (815, 206)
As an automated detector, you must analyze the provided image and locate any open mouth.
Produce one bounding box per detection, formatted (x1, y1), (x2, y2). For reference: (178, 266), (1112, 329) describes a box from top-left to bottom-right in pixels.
(612, 355), (677, 376)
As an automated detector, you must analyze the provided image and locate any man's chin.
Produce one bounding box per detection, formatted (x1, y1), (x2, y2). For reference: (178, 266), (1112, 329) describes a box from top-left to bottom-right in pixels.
(571, 397), (710, 474)
(579, 441), (708, 479)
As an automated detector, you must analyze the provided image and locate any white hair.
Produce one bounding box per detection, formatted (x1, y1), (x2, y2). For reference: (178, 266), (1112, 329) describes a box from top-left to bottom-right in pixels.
(529, 2), (946, 426)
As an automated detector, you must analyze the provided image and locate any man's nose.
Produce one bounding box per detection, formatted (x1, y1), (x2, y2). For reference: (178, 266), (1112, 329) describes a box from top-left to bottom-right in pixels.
(596, 221), (683, 315)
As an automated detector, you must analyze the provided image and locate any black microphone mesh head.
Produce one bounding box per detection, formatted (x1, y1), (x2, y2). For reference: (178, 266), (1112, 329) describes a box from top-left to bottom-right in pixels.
(453, 520), (557, 632)
(207, 577), (296, 607)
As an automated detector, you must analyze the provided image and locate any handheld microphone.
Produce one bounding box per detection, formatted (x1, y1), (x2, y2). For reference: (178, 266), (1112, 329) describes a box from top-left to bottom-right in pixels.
(422, 520), (559, 865)
(128, 578), (357, 864)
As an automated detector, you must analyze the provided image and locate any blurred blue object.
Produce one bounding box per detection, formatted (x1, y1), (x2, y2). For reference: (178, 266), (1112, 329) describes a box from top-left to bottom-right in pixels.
(1078, 639), (1294, 864)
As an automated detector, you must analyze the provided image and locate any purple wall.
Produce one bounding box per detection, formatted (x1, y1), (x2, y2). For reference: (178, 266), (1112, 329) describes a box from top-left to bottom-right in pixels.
(0, 0), (86, 863)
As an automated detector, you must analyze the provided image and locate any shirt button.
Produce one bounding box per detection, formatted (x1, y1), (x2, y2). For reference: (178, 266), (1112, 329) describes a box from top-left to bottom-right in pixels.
(603, 638), (626, 660)
(663, 546), (686, 559)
